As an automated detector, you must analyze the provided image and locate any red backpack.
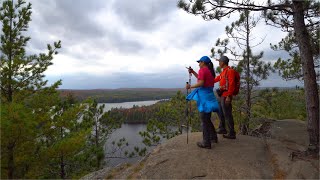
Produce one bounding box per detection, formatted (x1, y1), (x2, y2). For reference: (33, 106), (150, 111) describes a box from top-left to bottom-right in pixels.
(233, 68), (240, 95)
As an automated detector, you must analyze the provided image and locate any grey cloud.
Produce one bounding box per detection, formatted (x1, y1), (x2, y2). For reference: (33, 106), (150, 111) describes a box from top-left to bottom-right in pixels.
(112, 0), (178, 31)
(261, 48), (290, 62)
(30, 0), (105, 40)
(27, 0), (106, 56)
(161, 23), (224, 50)
(26, 0), (212, 60)
(26, 0), (150, 59)
(51, 72), (187, 89)
(260, 72), (303, 87)
(95, 32), (145, 55)
(180, 27), (211, 48)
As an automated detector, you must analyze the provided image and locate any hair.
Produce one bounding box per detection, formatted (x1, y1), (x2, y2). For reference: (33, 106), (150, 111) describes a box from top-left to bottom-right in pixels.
(205, 61), (216, 78)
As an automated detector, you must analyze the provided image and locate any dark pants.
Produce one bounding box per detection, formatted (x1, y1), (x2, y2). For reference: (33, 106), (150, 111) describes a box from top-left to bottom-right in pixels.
(217, 99), (226, 129)
(214, 90), (226, 130)
(200, 112), (217, 145)
(220, 96), (236, 135)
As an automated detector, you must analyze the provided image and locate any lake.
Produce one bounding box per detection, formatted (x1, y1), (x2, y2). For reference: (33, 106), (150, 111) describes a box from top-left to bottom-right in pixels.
(100, 100), (162, 112)
(100, 100), (162, 167)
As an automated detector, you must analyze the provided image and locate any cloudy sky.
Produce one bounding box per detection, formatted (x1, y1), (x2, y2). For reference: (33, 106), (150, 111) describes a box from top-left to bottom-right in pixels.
(26, 0), (303, 89)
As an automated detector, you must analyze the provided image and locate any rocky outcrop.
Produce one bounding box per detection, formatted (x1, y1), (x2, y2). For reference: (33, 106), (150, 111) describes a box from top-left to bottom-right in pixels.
(83, 119), (319, 179)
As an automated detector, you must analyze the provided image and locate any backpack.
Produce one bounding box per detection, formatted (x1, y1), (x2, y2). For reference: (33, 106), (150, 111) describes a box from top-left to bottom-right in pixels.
(225, 67), (240, 96)
(232, 68), (240, 95)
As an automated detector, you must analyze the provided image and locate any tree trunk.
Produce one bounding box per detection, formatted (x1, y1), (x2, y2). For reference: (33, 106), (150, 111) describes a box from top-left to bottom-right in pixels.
(245, 11), (251, 119)
(8, 0), (14, 103)
(242, 11), (251, 135)
(59, 127), (66, 179)
(292, 0), (319, 153)
(7, 144), (14, 179)
(60, 154), (65, 179)
(95, 118), (100, 168)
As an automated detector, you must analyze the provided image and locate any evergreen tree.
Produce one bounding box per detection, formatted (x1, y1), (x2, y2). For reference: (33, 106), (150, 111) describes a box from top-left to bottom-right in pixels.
(139, 91), (199, 147)
(211, 7), (273, 134)
(178, 0), (319, 155)
(0, 0), (61, 178)
(82, 99), (122, 170)
(0, 0), (61, 103)
(37, 95), (89, 179)
(272, 26), (319, 82)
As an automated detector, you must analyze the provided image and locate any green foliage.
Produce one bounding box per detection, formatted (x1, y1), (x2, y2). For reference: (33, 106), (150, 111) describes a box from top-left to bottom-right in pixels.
(82, 99), (123, 169)
(138, 91), (200, 148)
(0, 1), (126, 178)
(136, 89), (306, 149)
(1, 102), (36, 178)
(0, 0), (64, 178)
(271, 29), (320, 81)
(33, 95), (90, 179)
(139, 119), (164, 146)
(231, 88), (307, 132)
(211, 6), (273, 134)
(253, 88), (306, 120)
(0, 0), (61, 103)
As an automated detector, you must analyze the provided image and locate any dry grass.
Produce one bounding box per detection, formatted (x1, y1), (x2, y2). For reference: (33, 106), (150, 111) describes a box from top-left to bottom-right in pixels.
(266, 144), (287, 179)
(105, 163), (131, 179)
(270, 154), (287, 179)
(127, 162), (145, 179)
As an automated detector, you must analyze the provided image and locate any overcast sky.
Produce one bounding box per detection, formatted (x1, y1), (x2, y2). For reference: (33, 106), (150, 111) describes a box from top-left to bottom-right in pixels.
(26, 0), (303, 89)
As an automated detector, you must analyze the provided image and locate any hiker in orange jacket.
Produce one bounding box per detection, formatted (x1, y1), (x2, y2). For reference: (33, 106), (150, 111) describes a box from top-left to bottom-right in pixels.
(214, 56), (236, 139)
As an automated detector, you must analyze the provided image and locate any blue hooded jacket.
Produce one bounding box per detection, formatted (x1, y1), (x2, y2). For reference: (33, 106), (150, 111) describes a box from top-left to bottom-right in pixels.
(186, 87), (219, 113)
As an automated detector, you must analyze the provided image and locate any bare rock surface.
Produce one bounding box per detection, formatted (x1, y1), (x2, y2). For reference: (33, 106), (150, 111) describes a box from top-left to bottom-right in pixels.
(137, 133), (273, 179)
(83, 119), (319, 179)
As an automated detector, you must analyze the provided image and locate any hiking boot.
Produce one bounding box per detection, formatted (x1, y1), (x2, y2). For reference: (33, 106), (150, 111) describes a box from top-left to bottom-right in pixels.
(223, 134), (236, 139)
(197, 142), (211, 149)
(216, 128), (227, 134)
(211, 138), (218, 143)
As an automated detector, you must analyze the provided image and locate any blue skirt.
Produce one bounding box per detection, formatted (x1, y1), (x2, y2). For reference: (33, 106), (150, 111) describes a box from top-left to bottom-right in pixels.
(186, 87), (219, 113)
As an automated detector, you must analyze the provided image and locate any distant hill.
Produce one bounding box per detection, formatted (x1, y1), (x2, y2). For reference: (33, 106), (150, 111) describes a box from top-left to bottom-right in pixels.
(58, 88), (184, 103)
(58, 87), (302, 103)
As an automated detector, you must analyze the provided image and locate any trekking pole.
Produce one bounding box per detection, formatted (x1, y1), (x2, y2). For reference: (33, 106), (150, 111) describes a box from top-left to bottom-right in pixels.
(182, 81), (189, 135)
(187, 66), (192, 144)
(185, 81), (189, 144)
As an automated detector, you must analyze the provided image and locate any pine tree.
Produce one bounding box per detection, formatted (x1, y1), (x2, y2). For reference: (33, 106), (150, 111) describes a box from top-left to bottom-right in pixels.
(211, 8), (273, 134)
(0, 0), (61, 178)
(82, 99), (122, 169)
(35, 95), (92, 179)
(272, 27), (319, 82)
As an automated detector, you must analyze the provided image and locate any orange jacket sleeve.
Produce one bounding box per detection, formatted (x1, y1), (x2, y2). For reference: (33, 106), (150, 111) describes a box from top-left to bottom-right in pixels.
(214, 75), (220, 83)
(226, 69), (235, 96)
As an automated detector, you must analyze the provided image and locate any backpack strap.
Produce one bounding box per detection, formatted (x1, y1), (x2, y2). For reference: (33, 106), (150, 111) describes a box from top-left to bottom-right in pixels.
(225, 68), (229, 91)
(219, 67), (229, 91)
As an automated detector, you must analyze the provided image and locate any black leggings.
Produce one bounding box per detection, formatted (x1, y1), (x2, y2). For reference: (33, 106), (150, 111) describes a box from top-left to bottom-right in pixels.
(200, 112), (217, 145)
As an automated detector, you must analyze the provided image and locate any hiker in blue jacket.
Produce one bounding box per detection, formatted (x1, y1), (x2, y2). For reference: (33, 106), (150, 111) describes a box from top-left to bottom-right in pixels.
(186, 56), (219, 149)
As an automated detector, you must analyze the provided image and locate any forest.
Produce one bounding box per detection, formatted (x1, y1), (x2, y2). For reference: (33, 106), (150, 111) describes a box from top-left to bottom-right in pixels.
(1, 0), (318, 179)
(59, 88), (182, 103)
(110, 87), (306, 125)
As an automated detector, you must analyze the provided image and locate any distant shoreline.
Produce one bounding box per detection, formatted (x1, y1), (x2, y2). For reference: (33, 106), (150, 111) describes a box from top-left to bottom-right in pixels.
(58, 88), (180, 103)
(57, 86), (299, 91)
(58, 87), (302, 103)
